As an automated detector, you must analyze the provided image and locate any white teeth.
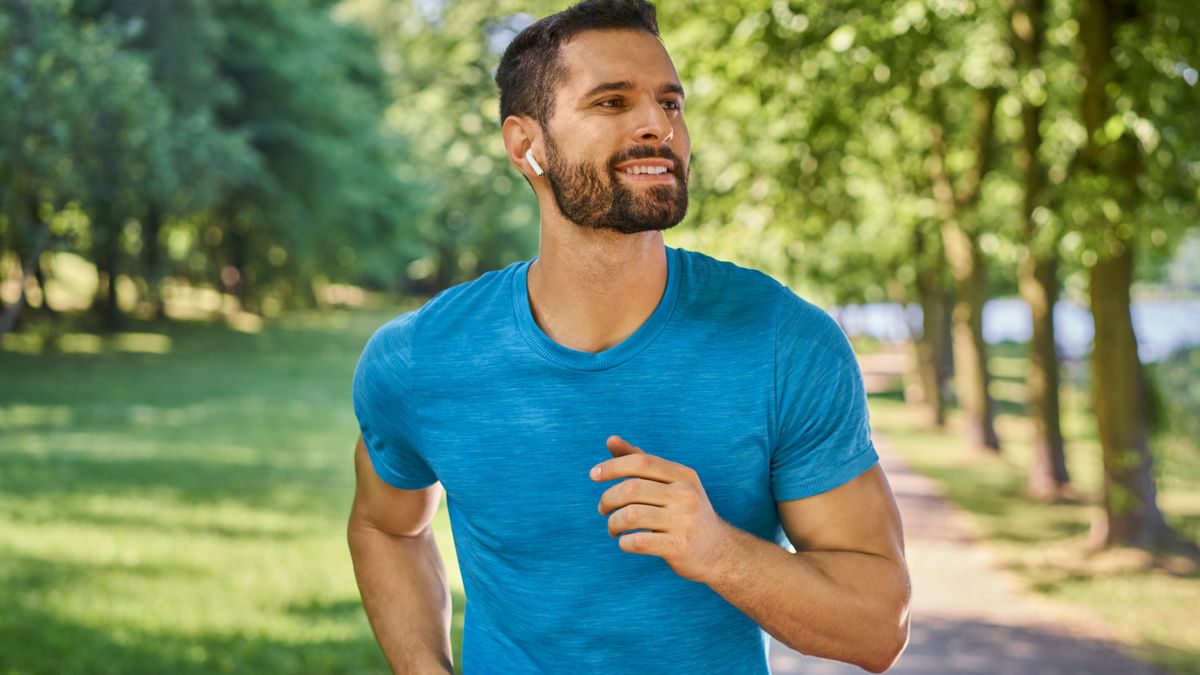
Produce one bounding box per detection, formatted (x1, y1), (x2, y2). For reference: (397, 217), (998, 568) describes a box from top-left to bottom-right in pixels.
(623, 166), (668, 175)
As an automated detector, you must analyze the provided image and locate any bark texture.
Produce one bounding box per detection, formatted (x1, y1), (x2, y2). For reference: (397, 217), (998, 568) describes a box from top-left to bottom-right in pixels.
(928, 88), (1003, 452)
(1011, 0), (1070, 499)
(1079, 0), (1172, 548)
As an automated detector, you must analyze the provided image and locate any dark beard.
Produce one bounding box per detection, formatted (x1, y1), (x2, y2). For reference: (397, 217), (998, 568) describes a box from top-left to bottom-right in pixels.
(542, 133), (688, 234)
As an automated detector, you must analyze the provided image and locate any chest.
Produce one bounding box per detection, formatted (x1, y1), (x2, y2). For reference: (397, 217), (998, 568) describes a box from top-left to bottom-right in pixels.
(418, 357), (780, 558)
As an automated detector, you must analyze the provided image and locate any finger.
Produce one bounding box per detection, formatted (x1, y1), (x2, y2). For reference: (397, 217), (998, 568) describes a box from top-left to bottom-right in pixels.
(618, 531), (668, 556)
(607, 503), (672, 538)
(599, 478), (674, 515)
(591, 451), (694, 485)
(606, 435), (645, 457)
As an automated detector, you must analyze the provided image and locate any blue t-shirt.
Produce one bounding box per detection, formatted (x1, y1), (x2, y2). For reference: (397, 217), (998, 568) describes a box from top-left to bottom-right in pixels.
(352, 244), (879, 674)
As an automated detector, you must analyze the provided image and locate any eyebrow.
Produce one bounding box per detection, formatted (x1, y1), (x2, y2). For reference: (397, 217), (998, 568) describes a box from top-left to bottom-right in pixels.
(580, 80), (686, 100)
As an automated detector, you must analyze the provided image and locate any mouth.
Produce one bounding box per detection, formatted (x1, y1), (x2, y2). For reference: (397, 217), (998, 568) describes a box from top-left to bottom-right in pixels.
(613, 159), (676, 184)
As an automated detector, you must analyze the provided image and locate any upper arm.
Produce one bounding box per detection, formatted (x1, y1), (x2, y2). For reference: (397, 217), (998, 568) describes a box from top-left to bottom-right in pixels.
(777, 464), (905, 564)
(350, 434), (442, 537)
(777, 461), (902, 562)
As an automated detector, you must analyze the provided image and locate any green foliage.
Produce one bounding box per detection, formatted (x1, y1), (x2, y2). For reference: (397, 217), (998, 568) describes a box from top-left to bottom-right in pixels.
(1063, 0), (1200, 265)
(336, 0), (551, 289)
(1147, 345), (1200, 454)
(207, 0), (417, 301)
(0, 0), (173, 245)
(1, 0), (418, 321)
(3, 0), (1197, 316)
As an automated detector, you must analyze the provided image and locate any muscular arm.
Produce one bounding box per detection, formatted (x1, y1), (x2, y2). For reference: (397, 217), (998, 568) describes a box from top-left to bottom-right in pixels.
(706, 465), (911, 673)
(347, 435), (453, 674)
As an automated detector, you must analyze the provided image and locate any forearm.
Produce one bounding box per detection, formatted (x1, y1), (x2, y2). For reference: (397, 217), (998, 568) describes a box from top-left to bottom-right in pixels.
(705, 524), (910, 673)
(347, 520), (453, 674)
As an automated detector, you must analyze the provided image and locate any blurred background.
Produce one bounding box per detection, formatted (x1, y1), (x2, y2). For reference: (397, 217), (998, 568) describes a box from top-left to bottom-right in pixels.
(1, 0), (1197, 673)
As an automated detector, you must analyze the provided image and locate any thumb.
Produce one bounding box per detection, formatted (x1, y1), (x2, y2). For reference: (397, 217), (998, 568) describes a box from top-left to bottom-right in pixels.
(606, 435), (645, 457)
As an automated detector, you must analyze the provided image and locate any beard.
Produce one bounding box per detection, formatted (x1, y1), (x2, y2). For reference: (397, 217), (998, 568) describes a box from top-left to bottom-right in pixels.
(542, 132), (688, 234)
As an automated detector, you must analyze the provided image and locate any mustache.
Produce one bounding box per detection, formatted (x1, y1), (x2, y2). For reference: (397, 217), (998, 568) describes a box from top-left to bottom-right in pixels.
(609, 145), (685, 174)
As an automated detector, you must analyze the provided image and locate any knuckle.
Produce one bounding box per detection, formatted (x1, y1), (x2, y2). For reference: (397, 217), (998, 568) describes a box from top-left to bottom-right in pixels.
(677, 486), (698, 507)
(623, 480), (641, 500)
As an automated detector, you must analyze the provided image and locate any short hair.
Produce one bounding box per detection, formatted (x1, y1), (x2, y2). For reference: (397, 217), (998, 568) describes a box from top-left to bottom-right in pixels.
(495, 0), (660, 127)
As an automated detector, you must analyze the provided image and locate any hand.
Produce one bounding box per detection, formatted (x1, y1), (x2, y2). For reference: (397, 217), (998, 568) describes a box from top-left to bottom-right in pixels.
(590, 435), (734, 584)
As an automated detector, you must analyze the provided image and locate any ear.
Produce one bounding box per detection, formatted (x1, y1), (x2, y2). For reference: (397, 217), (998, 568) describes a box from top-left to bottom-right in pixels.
(502, 116), (544, 180)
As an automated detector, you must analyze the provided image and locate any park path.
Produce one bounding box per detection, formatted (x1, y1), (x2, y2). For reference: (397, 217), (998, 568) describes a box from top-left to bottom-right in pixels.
(766, 433), (1163, 675)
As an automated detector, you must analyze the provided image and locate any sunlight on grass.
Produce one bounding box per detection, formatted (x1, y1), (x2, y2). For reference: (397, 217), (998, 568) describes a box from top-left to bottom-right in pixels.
(112, 332), (173, 353)
(60, 332), (104, 353)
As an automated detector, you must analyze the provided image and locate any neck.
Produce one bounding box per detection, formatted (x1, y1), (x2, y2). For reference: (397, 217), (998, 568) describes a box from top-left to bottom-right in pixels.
(526, 222), (667, 354)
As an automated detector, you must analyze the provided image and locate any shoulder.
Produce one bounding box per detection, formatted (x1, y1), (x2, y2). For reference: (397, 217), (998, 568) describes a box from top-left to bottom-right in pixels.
(674, 246), (841, 341)
(404, 260), (523, 338)
(355, 309), (420, 397)
(672, 246), (788, 320)
(772, 282), (845, 349)
(363, 259), (524, 360)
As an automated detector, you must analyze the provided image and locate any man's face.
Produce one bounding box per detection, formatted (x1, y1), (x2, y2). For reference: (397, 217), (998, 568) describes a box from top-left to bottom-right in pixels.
(540, 29), (691, 234)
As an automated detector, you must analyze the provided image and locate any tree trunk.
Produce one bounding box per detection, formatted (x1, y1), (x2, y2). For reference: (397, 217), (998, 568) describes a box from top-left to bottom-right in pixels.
(1021, 254), (1070, 498)
(937, 290), (955, 394)
(0, 219), (50, 336)
(943, 230), (1000, 451)
(143, 203), (166, 320)
(1079, 0), (1172, 548)
(1012, 0), (1070, 499)
(1088, 243), (1169, 547)
(913, 228), (947, 427)
(927, 88), (1003, 452)
(33, 249), (56, 318)
(100, 227), (123, 332)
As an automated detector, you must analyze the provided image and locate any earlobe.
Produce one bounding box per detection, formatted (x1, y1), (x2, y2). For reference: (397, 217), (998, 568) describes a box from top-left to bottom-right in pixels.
(525, 148), (545, 176)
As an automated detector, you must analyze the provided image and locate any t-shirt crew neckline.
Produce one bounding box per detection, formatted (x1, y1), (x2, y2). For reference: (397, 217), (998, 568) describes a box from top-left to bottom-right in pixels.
(511, 245), (682, 372)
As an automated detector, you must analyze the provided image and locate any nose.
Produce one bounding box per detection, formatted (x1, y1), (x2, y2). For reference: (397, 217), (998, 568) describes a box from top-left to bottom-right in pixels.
(632, 96), (674, 144)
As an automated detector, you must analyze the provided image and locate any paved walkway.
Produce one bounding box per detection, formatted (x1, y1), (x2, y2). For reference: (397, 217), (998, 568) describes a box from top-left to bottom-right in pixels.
(767, 434), (1162, 674)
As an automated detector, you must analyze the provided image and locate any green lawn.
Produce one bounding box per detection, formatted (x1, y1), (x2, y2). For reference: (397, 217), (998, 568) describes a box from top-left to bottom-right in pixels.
(0, 309), (464, 674)
(866, 343), (1200, 675)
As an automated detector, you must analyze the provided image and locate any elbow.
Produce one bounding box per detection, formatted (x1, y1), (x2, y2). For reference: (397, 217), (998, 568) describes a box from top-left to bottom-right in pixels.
(861, 608), (910, 673)
(860, 583), (911, 673)
(861, 633), (907, 673)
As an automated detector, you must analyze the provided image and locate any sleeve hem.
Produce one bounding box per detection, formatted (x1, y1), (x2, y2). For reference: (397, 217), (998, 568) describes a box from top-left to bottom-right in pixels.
(771, 442), (880, 502)
(364, 438), (438, 490)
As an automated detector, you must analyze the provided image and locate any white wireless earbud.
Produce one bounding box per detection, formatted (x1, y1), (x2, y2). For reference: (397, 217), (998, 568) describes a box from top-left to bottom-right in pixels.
(525, 148), (544, 177)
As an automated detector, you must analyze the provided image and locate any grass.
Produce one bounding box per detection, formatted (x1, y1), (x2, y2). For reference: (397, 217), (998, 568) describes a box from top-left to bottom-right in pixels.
(0, 308), (466, 674)
(864, 340), (1200, 675)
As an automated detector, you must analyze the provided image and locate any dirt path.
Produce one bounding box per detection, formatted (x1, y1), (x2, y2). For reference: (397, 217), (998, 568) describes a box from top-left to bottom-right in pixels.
(767, 434), (1162, 674)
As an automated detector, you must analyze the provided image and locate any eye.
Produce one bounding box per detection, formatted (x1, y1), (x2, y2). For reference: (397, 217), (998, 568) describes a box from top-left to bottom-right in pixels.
(597, 98), (625, 109)
(662, 99), (683, 111)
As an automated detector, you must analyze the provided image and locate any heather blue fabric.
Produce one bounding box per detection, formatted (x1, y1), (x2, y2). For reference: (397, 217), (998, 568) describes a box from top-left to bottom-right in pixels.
(351, 244), (879, 674)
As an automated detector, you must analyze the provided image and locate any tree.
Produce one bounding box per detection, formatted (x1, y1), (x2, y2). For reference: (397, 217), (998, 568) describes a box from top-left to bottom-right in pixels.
(665, 1), (1006, 445)
(1, 0), (175, 333)
(1070, 0), (1199, 548)
(1006, 0), (1071, 499)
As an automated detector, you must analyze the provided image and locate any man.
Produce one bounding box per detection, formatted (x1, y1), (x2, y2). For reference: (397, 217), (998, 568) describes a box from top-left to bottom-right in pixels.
(348, 1), (911, 673)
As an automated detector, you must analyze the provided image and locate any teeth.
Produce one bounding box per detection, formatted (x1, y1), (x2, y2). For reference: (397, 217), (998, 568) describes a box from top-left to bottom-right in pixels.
(623, 166), (668, 175)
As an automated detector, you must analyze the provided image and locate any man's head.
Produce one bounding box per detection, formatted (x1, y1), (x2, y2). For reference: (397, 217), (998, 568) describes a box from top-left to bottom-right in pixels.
(496, 0), (690, 234)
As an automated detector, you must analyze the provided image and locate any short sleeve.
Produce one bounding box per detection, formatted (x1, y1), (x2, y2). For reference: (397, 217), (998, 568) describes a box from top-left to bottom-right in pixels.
(770, 288), (879, 502)
(351, 310), (439, 490)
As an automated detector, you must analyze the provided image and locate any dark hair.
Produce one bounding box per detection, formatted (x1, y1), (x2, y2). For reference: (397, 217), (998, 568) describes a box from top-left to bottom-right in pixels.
(494, 0), (660, 127)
